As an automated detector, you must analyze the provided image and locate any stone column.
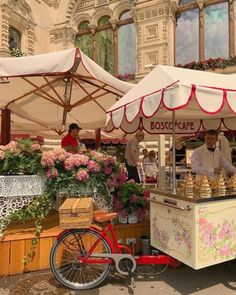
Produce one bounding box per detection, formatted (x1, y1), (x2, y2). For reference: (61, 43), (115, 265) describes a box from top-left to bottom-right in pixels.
(134, 0), (177, 78)
(0, 5), (10, 56)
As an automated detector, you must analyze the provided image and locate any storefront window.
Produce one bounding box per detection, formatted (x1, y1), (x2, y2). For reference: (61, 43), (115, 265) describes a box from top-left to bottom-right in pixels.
(118, 11), (136, 74)
(176, 9), (199, 64)
(205, 2), (229, 59)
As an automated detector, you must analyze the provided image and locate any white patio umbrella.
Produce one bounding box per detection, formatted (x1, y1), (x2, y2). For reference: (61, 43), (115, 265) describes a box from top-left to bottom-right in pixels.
(106, 65), (236, 192)
(0, 48), (133, 138)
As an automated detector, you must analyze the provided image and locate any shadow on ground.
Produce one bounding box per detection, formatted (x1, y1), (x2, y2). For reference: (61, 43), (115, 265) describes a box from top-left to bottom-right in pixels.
(0, 260), (236, 294)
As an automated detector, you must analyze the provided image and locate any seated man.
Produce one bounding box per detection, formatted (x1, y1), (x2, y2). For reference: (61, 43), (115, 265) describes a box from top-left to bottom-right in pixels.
(61, 123), (81, 154)
(191, 129), (236, 179)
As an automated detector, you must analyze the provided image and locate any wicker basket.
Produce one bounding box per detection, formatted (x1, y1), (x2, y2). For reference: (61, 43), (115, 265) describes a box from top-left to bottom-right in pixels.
(59, 197), (93, 229)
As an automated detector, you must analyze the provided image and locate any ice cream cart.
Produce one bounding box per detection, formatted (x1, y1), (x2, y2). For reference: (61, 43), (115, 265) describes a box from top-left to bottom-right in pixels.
(106, 65), (236, 268)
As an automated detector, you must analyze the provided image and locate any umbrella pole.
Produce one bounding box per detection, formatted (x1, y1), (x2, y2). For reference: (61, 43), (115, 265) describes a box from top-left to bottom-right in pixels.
(172, 111), (176, 194)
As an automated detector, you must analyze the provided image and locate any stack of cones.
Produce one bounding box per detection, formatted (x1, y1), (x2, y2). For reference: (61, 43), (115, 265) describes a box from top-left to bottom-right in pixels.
(185, 173), (194, 198)
(200, 174), (212, 198)
(217, 171), (226, 196)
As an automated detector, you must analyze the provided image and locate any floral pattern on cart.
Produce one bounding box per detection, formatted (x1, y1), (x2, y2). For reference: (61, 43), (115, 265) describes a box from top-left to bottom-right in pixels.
(197, 208), (236, 263)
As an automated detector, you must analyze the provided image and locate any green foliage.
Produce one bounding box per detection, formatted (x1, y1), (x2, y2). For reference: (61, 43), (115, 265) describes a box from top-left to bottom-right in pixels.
(0, 139), (43, 175)
(176, 56), (236, 71)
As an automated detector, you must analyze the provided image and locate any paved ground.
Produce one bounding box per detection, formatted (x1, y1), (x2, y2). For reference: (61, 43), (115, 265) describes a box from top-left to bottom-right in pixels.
(1, 261), (236, 295)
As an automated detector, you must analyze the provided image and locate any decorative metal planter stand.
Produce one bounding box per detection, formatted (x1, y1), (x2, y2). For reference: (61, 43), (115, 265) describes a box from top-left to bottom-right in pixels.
(0, 175), (45, 237)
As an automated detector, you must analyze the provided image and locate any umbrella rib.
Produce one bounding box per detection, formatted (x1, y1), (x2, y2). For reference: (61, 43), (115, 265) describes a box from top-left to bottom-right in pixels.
(22, 77), (65, 107)
(72, 91), (109, 108)
(5, 76), (63, 108)
(76, 76), (121, 97)
(43, 76), (65, 105)
(71, 78), (108, 108)
(93, 100), (107, 113)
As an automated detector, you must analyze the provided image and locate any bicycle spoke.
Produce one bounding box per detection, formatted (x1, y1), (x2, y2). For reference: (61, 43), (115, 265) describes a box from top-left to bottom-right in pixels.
(50, 229), (112, 289)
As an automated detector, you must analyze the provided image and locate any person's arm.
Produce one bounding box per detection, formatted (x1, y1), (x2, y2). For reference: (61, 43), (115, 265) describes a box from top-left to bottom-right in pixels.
(190, 149), (214, 176)
(130, 140), (139, 166)
(219, 153), (236, 174)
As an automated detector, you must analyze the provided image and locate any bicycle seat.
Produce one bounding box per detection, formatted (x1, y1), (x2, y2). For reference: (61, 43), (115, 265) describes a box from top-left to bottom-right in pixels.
(93, 211), (117, 223)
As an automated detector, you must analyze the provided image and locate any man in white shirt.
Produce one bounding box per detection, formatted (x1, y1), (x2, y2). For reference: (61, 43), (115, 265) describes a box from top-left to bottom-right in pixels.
(191, 129), (236, 179)
(124, 130), (144, 183)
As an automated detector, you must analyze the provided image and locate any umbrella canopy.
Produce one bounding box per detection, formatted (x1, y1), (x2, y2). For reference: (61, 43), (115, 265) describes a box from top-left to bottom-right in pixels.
(0, 48), (133, 132)
(106, 65), (236, 134)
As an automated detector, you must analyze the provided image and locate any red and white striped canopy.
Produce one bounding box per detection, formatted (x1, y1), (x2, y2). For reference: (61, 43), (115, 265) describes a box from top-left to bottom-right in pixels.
(106, 65), (236, 134)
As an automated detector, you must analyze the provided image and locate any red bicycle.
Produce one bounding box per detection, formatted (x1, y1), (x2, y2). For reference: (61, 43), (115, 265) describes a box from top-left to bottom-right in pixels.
(50, 211), (179, 290)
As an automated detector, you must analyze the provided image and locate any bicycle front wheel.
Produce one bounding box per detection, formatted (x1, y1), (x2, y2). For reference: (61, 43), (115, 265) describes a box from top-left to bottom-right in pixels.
(50, 228), (112, 290)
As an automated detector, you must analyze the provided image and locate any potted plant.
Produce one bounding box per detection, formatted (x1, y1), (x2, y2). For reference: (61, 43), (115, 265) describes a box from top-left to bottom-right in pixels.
(113, 180), (150, 224)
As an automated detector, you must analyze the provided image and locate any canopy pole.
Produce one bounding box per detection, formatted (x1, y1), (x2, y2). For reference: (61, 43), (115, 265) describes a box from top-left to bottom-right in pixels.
(172, 111), (176, 194)
(95, 128), (101, 150)
(1, 109), (11, 145)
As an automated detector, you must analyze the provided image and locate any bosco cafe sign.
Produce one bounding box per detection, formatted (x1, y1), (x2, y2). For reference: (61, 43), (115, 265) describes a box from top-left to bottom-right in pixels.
(143, 119), (201, 134)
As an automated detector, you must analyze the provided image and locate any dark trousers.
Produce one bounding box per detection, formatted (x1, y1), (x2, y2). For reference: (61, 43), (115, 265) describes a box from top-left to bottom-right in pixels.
(125, 160), (140, 183)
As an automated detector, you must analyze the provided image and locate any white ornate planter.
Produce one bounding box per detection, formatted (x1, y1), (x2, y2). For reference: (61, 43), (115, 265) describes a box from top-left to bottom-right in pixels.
(0, 175), (46, 221)
(0, 175), (45, 197)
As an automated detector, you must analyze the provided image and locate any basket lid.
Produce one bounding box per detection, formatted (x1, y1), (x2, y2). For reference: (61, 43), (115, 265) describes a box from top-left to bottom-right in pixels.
(59, 197), (93, 213)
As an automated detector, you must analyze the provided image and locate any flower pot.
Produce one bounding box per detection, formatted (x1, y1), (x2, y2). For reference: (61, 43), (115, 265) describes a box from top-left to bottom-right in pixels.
(118, 215), (128, 224)
(128, 212), (139, 224)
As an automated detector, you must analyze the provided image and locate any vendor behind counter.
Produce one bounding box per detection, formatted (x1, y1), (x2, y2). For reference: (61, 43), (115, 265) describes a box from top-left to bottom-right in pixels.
(190, 129), (236, 179)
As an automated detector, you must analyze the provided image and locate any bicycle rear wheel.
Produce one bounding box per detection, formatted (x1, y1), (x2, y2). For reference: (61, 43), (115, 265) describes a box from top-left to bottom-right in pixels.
(50, 228), (112, 290)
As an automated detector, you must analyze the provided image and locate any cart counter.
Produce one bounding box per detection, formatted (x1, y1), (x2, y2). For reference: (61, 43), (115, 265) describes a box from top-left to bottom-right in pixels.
(150, 189), (236, 269)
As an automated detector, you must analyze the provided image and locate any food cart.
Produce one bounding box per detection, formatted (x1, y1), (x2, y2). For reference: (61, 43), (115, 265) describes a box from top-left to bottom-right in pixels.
(106, 65), (236, 268)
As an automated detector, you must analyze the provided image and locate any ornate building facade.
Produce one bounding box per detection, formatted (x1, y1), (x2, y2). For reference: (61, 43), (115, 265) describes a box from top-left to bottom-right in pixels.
(0, 0), (236, 78)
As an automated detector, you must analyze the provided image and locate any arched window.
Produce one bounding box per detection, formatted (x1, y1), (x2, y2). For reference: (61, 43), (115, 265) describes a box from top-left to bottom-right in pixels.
(176, 9), (199, 64)
(75, 12), (136, 76)
(118, 10), (136, 74)
(176, 0), (232, 64)
(205, 2), (229, 59)
(9, 26), (21, 50)
(95, 16), (115, 74)
(75, 21), (93, 58)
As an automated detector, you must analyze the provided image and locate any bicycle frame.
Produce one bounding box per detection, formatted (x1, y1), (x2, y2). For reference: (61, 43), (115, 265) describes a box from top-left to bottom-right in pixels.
(58, 222), (181, 268)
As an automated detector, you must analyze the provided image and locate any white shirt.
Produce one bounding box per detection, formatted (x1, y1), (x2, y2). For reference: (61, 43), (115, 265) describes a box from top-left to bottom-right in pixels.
(191, 144), (236, 177)
(124, 138), (139, 166)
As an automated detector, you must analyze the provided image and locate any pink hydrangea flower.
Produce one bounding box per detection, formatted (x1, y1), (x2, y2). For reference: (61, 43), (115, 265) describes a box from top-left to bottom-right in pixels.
(130, 194), (138, 203)
(89, 150), (106, 162)
(76, 169), (89, 182)
(46, 167), (58, 179)
(143, 190), (150, 200)
(104, 156), (116, 166)
(128, 179), (135, 184)
(104, 166), (112, 175)
(54, 148), (68, 161)
(117, 172), (128, 184)
(41, 151), (57, 167)
(87, 160), (100, 173)
(64, 157), (75, 171)
(113, 197), (123, 211)
(72, 154), (89, 167)
(31, 143), (41, 151)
